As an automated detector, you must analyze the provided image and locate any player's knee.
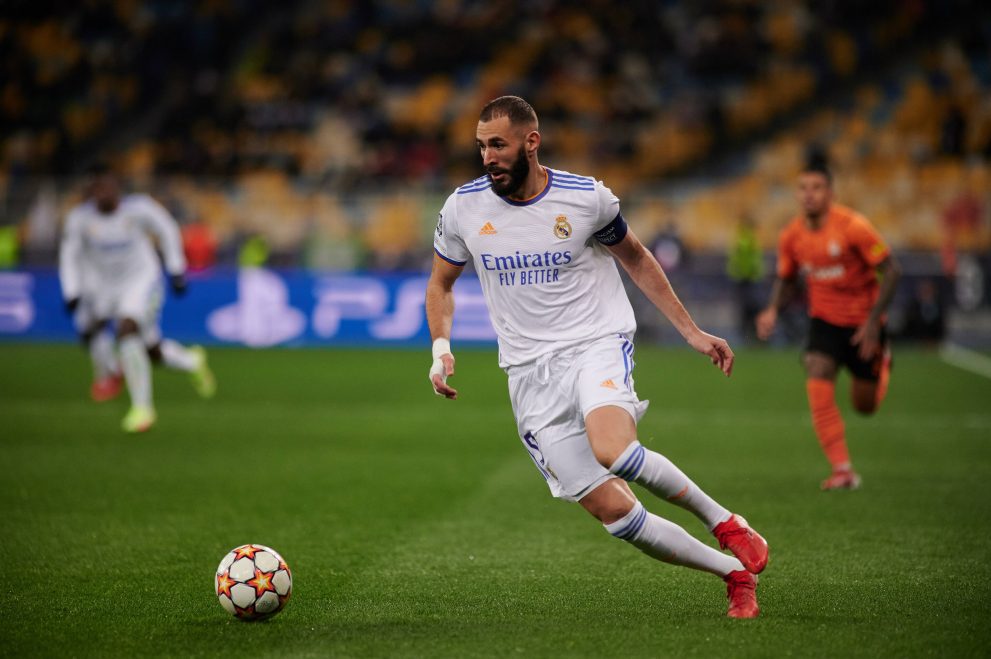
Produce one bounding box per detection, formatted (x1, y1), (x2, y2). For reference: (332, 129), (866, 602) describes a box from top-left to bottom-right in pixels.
(146, 342), (163, 363)
(852, 397), (877, 416)
(117, 318), (139, 338)
(851, 381), (879, 415)
(580, 479), (637, 525)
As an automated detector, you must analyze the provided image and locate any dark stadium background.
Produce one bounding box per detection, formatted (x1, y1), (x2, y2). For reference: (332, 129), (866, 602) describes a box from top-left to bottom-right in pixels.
(0, 0), (988, 347)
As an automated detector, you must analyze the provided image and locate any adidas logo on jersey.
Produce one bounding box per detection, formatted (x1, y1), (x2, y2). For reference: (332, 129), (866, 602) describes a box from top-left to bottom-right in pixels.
(479, 222), (497, 235)
(600, 379), (617, 389)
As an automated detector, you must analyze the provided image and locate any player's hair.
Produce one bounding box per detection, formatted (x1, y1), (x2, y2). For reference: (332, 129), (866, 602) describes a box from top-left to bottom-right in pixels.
(85, 161), (116, 178)
(801, 149), (833, 185)
(479, 96), (538, 128)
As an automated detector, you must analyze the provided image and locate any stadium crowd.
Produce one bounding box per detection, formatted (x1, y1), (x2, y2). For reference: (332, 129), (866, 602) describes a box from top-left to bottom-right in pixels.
(1, 0), (988, 270)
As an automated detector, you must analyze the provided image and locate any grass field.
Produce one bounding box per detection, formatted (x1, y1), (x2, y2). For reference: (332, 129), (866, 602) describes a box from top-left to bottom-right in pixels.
(1, 343), (990, 658)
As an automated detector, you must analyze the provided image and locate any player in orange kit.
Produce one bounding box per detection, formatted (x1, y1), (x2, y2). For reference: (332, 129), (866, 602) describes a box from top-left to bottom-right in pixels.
(757, 158), (901, 490)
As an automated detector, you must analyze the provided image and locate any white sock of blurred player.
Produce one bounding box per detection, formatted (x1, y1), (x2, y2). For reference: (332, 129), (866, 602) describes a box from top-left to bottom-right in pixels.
(160, 338), (198, 371)
(605, 501), (744, 575)
(119, 334), (153, 409)
(90, 330), (119, 379)
(610, 441), (731, 530)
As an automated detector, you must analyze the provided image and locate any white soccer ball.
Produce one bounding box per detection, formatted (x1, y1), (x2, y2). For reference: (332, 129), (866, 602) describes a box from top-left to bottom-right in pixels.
(215, 544), (292, 620)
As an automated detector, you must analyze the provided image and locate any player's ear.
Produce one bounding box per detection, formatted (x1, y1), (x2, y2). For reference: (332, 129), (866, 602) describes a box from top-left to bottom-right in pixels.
(525, 130), (540, 156)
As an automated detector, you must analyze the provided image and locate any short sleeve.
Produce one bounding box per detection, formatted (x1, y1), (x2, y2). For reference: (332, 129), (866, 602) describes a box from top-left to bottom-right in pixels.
(433, 193), (469, 266)
(848, 214), (889, 266)
(592, 180), (627, 246)
(594, 180), (621, 230)
(776, 226), (798, 279)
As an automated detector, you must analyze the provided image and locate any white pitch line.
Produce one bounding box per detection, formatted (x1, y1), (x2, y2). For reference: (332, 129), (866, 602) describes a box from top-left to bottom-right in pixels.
(939, 343), (991, 381)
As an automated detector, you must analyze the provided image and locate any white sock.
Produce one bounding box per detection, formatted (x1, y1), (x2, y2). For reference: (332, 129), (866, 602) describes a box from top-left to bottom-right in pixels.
(610, 442), (732, 531)
(605, 501), (743, 577)
(119, 335), (152, 409)
(160, 339), (199, 372)
(90, 331), (119, 379)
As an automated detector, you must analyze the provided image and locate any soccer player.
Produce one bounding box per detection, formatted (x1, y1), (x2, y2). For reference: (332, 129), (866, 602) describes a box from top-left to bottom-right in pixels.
(425, 97), (768, 619)
(59, 165), (216, 432)
(756, 159), (901, 490)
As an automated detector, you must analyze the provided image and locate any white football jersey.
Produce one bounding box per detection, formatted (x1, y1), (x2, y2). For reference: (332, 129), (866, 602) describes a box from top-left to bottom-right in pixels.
(59, 194), (186, 301)
(434, 167), (636, 367)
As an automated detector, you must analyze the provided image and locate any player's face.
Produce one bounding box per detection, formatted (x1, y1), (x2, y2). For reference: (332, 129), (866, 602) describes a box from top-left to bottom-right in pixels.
(90, 175), (121, 214)
(477, 116), (530, 198)
(797, 172), (832, 219)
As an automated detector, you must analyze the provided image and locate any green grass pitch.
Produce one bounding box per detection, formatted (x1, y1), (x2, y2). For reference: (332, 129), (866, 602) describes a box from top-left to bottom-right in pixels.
(1, 343), (989, 657)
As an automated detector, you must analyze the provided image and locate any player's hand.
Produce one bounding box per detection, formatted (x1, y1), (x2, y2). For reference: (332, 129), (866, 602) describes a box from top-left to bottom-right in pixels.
(429, 338), (458, 399)
(64, 297), (79, 314)
(170, 274), (188, 297)
(851, 319), (881, 361)
(687, 330), (734, 377)
(756, 307), (777, 341)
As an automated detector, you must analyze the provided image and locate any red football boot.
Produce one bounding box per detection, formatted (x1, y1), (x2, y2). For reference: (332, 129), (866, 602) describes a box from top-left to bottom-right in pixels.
(724, 570), (759, 619)
(821, 468), (862, 491)
(90, 373), (124, 402)
(713, 514), (768, 574)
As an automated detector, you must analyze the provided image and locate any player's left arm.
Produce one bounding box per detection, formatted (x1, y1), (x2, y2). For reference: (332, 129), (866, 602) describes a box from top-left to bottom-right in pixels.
(849, 218), (902, 360)
(139, 196), (188, 293)
(852, 254), (902, 360)
(606, 228), (734, 377)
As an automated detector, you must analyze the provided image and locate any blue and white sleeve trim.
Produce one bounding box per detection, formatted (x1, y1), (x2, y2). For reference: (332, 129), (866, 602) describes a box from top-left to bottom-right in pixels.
(434, 247), (467, 266)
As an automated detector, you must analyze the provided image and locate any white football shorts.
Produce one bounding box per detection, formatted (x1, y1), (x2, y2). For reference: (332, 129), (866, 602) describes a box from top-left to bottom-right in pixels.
(505, 333), (649, 502)
(86, 274), (164, 344)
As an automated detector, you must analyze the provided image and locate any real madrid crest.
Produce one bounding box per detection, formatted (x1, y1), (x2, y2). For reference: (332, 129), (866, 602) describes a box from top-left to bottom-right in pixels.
(553, 215), (572, 239)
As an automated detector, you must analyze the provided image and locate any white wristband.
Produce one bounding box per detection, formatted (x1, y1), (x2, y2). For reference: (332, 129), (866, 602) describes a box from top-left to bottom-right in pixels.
(429, 338), (453, 395)
(432, 337), (452, 359)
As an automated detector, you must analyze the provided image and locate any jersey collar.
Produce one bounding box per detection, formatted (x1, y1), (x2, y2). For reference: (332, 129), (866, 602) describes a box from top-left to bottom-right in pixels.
(499, 168), (552, 207)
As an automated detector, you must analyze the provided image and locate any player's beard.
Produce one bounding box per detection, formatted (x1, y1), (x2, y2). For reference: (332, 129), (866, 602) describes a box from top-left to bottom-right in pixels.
(487, 146), (530, 198)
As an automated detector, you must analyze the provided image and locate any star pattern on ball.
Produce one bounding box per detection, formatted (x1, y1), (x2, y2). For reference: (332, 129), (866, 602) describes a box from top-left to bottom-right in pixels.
(216, 572), (234, 598)
(234, 545), (260, 560)
(247, 568), (277, 598)
(233, 603), (255, 619)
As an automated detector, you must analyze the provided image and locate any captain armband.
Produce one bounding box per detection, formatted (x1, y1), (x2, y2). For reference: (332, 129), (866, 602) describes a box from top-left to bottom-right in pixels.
(593, 213), (629, 246)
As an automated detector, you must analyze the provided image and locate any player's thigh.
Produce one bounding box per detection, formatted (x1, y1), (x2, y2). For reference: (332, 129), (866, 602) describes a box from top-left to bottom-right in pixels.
(804, 318), (846, 379)
(117, 277), (163, 344)
(584, 406), (637, 467)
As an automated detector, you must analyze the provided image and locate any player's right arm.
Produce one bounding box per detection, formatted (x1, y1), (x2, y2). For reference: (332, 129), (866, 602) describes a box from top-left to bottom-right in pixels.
(425, 255), (463, 399)
(756, 225), (798, 340)
(58, 209), (84, 311)
(755, 276), (797, 340)
(425, 195), (470, 399)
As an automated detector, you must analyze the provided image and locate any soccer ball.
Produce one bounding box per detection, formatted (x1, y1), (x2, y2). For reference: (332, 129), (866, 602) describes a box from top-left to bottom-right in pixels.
(215, 544), (292, 620)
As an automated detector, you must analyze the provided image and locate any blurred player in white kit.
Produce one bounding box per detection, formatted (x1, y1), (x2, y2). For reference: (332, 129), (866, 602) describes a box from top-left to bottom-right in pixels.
(59, 165), (215, 433)
(426, 97), (768, 618)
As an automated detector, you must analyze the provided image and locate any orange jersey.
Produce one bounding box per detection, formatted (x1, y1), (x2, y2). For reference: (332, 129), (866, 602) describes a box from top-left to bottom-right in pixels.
(776, 204), (890, 327)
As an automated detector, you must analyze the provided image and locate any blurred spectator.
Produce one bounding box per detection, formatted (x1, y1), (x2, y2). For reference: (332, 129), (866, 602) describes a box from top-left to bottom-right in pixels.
(649, 222), (688, 273)
(726, 215), (765, 343)
(238, 235), (270, 268)
(900, 278), (947, 343)
(182, 222), (218, 272)
(0, 225), (19, 269)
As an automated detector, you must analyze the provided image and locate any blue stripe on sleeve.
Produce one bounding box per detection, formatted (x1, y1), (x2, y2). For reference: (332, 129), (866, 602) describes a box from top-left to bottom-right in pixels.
(434, 247), (467, 266)
(551, 183), (595, 191)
